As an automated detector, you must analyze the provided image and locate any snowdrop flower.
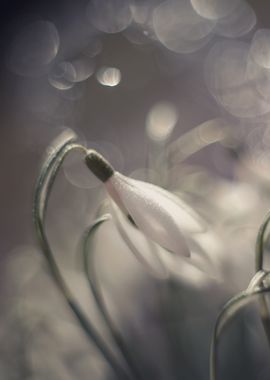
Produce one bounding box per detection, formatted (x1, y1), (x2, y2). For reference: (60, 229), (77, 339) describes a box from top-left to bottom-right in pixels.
(85, 150), (205, 257)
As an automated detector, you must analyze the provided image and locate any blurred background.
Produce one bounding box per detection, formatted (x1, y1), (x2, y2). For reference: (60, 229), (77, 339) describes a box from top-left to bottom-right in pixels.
(2, 0), (270, 379)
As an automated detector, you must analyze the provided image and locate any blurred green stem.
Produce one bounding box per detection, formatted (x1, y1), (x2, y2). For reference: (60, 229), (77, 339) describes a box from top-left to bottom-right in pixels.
(82, 215), (145, 380)
(255, 212), (270, 346)
(210, 271), (270, 380)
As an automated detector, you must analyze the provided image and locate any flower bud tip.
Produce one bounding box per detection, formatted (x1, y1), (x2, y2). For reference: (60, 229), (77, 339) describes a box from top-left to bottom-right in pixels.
(85, 150), (114, 182)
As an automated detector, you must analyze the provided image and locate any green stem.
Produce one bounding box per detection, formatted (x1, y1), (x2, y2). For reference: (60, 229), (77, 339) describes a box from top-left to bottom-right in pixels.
(33, 135), (131, 380)
(82, 214), (145, 380)
(255, 212), (270, 347)
(255, 211), (270, 272)
(210, 275), (270, 380)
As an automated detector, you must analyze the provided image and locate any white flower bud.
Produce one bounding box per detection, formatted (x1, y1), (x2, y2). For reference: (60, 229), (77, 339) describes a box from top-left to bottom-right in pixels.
(106, 171), (205, 257)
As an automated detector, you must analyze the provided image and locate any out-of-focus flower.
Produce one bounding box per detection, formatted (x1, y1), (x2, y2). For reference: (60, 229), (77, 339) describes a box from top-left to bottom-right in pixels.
(85, 150), (205, 258)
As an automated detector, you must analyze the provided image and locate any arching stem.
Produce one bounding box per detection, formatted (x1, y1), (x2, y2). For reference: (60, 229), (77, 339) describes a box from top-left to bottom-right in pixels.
(210, 272), (270, 380)
(255, 212), (270, 347)
(33, 134), (131, 380)
(82, 214), (145, 380)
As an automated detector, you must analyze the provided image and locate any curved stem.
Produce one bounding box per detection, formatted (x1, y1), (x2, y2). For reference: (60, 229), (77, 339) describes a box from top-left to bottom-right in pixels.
(210, 279), (270, 380)
(247, 270), (269, 291)
(82, 215), (145, 380)
(33, 137), (131, 380)
(255, 212), (270, 347)
(255, 211), (270, 272)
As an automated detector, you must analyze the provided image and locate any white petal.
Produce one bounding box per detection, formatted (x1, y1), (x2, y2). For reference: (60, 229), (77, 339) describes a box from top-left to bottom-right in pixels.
(106, 172), (196, 257)
(132, 179), (206, 233)
(110, 200), (169, 279)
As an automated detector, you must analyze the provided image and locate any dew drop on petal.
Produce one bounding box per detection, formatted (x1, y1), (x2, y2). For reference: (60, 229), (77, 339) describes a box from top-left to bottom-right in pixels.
(153, 0), (215, 54)
(86, 0), (133, 34)
(190, 0), (240, 21)
(215, 1), (256, 38)
(249, 29), (270, 69)
(7, 20), (60, 77)
(146, 101), (178, 142)
(96, 67), (121, 87)
(48, 62), (76, 90)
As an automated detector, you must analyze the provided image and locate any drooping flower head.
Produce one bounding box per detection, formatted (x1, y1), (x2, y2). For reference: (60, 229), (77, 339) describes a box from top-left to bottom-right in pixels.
(85, 150), (205, 258)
